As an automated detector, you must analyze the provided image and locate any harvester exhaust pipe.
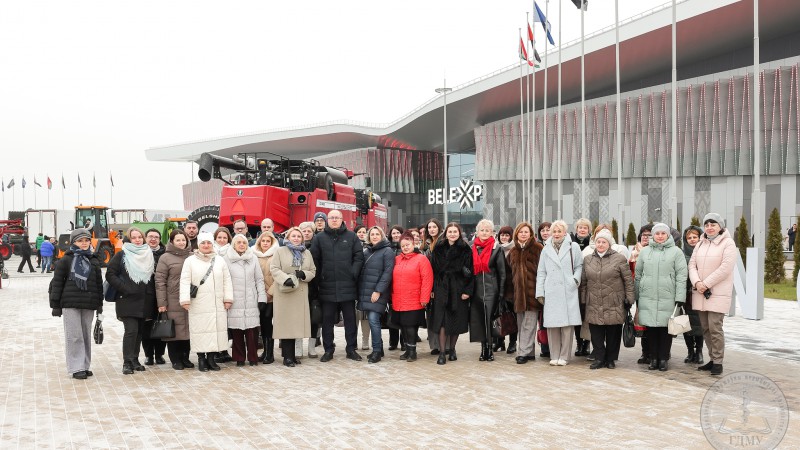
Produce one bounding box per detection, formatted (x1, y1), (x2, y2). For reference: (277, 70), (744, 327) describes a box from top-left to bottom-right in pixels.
(197, 153), (251, 182)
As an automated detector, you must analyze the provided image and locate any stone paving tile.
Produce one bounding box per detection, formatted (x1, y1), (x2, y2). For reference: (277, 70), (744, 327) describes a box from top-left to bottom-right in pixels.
(0, 263), (798, 449)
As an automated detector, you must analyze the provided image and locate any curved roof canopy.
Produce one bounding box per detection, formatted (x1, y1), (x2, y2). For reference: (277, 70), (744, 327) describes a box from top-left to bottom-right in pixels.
(146, 0), (798, 162)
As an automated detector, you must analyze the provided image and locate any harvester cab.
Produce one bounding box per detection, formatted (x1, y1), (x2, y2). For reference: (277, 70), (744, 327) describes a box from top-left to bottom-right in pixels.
(56, 206), (123, 266)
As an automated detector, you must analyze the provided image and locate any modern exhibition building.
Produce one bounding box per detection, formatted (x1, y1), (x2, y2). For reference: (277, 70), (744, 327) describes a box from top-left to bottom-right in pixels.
(146, 0), (800, 236)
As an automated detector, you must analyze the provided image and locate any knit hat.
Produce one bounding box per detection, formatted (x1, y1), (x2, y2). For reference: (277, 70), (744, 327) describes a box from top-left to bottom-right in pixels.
(313, 212), (327, 222)
(594, 229), (614, 245)
(70, 228), (91, 244)
(703, 213), (725, 228)
(197, 232), (214, 244)
(651, 223), (670, 236)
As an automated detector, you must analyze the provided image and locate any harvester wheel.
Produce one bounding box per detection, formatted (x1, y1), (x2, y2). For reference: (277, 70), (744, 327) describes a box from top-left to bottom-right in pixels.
(96, 247), (114, 267)
(0, 244), (11, 260)
(187, 205), (221, 234)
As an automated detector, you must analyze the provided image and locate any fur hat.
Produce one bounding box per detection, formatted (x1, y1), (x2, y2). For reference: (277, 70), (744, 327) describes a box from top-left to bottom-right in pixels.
(703, 213), (725, 228)
(197, 232), (214, 244)
(70, 228), (91, 244)
(651, 222), (670, 236)
(313, 212), (327, 222)
(594, 229), (614, 245)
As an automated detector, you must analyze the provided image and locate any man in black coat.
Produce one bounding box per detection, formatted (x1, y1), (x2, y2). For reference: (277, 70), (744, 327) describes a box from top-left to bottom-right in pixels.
(141, 228), (167, 366)
(310, 210), (365, 362)
(17, 235), (35, 273)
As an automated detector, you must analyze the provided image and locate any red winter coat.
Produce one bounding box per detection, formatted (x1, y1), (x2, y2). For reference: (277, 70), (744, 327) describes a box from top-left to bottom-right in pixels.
(391, 251), (433, 312)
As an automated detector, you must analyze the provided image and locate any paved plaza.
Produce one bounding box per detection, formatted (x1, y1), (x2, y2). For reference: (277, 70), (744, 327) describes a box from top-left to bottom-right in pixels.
(1, 256), (798, 449)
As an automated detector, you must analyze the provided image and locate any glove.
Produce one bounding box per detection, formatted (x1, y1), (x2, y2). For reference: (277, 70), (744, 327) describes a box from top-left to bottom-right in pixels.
(283, 278), (295, 288)
(295, 270), (306, 280)
(97, 306), (103, 315)
(52, 308), (62, 317)
(258, 302), (267, 313)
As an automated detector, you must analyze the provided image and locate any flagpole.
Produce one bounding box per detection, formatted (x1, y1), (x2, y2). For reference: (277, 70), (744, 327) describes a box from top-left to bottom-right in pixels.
(752, 0), (762, 247)
(580, 1), (587, 219)
(525, 15), (531, 223)
(615, 0), (623, 242)
(557, 0), (562, 219)
(34, 178), (37, 209)
(532, 13), (538, 225)
(61, 174), (65, 210)
(77, 174), (81, 206)
(93, 172), (96, 205)
(22, 178), (26, 211)
(543, 0), (549, 223)
(670, 0), (678, 226)
(519, 28), (527, 225)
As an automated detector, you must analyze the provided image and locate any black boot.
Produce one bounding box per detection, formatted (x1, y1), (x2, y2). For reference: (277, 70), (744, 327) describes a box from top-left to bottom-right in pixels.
(216, 350), (232, 363)
(197, 353), (209, 372)
(368, 350), (382, 364)
(581, 340), (591, 358)
(485, 343), (494, 362)
(132, 359), (146, 371)
(399, 348), (410, 360)
(479, 343), (487, 361)
(206, 352), (221, 371)
(648, 359), (659, 370)
(698, 361), (714, 371)
(540, 343), (550, 358)
(575, 338), (584, 357)
(182, 353), (195, 369)
(684, 350), (695, 363)
(694, 351), (704, 365)
(262, 339), (275, 364)
(406, 346), (417, 362)
(506, 340), (516, 354)
(493, 338), (505, 352)
(122, 360), (134, 375)
(710, 363), (723, 375)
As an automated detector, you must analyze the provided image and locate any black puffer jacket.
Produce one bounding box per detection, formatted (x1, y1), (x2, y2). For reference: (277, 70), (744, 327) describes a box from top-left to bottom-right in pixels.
(106, 251), (155, 319)
(49, 251), (103, 311)
(357, 239), (395, 313)
(310, 223), (365, 303)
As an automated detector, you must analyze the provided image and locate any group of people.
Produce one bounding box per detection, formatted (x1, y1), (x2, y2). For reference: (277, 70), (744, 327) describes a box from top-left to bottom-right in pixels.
(48, 209), (737, 379)
(16, 233), (57, 274)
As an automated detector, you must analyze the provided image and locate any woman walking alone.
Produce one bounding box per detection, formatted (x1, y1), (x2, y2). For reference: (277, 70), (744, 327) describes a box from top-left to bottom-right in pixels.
(49, 229), (103, 379)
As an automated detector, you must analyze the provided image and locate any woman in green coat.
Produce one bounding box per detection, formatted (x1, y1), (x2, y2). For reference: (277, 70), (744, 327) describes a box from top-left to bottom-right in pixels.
(634, 223), (687, 372)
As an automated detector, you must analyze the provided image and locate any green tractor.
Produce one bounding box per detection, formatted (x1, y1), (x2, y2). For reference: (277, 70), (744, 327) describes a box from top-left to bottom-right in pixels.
(126, 218), (187, 245)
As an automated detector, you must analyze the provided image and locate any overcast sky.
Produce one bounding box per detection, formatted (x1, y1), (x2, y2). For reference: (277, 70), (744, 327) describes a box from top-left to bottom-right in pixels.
(0, 0), (659, 214)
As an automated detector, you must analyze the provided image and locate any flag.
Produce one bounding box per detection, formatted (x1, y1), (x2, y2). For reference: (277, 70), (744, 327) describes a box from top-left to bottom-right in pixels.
(534, 1), (555, 46)
(47, 176), (52, 190)
(571, 0), (588, 11)
(7, 179), (15, 189)
(34, 176), (42, 188)
(527, 22), (543, 64)
(22, 177), (26, 189)
(78, 173), (82, 188)
(93, 172), (96, 188)
(519, 38), (535, 67)
(61, 174), (65, 189)
(110, 172), (114, 187)
(1, 178), (4, 192)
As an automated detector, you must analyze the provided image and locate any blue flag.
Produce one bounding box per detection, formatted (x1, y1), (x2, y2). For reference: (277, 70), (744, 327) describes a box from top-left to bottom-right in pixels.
(534, 1), (555, 46)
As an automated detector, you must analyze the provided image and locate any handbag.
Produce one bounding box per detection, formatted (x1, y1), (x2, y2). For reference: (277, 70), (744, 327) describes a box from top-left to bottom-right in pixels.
(103, 280), (118, 302)
(622, 310), (636, 348)
(385, 303), (401, 330)
(150, 312), (176, 339)
(536, 310), (548, 345)
(668, 304), (692, 336)
(93, 313), (104, 344)
(191, 256), (216, 298)
(491, 301), (517, 338)
(310, 301), (322, 325)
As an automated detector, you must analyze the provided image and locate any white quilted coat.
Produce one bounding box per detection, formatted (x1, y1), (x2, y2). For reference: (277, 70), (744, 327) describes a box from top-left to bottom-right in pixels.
(179, 252), (233, 352)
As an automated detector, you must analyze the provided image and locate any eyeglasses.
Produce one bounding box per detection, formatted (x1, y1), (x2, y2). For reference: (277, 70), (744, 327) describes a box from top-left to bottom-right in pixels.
(328, 216), (342, 221)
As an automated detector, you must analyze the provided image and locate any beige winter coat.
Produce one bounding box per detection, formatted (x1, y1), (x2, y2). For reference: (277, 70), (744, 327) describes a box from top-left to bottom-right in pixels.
(154, 243), (192, 341)
(688, 229), (737, 314)
(179, 252), (233, 352)
(253, 243), (277, 301)
(270, 246), (316, 339)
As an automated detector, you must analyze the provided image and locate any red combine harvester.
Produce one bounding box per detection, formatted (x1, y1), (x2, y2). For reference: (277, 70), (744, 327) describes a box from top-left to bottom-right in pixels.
(0, 219), (26, 260)
(188, 152), (388, 235)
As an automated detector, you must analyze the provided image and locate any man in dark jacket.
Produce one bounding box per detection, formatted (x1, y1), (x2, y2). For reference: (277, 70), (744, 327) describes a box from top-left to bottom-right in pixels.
(17, 235), (35, 273)
(184, 221), (199, 250)
(141, 228), (167, 365)
(310, 210), (365, 362)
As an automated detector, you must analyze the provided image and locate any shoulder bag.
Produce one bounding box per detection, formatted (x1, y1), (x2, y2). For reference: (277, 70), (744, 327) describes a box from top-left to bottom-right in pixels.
(190, 256), (215, 298)
(491, 300), (517, 338)
(668, 304), (691, 335)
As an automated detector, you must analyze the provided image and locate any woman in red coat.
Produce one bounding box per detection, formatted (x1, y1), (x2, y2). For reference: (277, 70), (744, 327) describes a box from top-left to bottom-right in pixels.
(390, 232), (434, 362)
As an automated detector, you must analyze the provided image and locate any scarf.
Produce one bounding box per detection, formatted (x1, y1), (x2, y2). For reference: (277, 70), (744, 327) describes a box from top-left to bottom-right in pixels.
(472, 236), (495, 274)
(596, 250), (607, 258)
(215, 243), (230, 256)
(499, 240), (514, 257)
(69, 246), (94, 291)
(285, 242), (306, 267)
(122, 242), (155, 284)
(165, 242), (192, 258)
(194, 249), (215, 262)
(552, 236), (564, 252)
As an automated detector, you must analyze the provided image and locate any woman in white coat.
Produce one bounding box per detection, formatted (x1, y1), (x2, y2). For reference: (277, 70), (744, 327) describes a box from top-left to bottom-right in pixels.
(180, 232), (233, 372)
(536, 220), (584, 366)
(223, 234), (267, 366)
(270, 227), (316, 367)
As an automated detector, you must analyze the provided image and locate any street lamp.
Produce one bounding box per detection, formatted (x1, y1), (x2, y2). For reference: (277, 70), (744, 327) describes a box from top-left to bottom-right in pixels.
(436, 81), (453, 225)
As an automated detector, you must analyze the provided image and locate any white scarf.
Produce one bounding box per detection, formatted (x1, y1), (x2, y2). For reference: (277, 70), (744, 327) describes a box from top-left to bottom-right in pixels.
(122, 242), (155, 284)
(215, 243), (230, 256)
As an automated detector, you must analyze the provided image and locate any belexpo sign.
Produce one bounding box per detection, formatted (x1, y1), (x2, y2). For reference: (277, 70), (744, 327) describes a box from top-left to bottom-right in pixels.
(428, 178), (483, 209)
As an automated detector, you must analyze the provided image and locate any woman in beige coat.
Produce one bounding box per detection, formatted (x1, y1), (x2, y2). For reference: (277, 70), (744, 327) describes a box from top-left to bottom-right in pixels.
(180, 232), (233, 372)
(579, 229), (634, 370)
(688, 213), (737, 376)
(253, 232), (277, 364)
(155, 229), (194, 370)
(270, 227), (316, 367)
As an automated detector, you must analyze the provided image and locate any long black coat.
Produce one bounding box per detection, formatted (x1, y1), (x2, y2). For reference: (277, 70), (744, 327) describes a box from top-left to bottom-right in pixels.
(430, 238), (475, 335)
(310, 223), (365, 303)
(106, 252), (154, 319)
(357, 239), (394, 313)
(49, 251), (104, 311)
(469, 243), (506, 343)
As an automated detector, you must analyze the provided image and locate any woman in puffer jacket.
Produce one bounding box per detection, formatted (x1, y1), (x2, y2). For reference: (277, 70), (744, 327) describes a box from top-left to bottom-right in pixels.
(390, 232), (433, 362)
(689, 213), (737, 376)
(223, 234), (267, 366)
(681, 225), (704, 366)
(357, 227), (394, 363)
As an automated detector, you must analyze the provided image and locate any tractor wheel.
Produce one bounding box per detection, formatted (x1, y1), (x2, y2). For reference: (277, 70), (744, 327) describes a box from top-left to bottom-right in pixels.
(188, 205), (221, 234)
(96, 246), (114, 267)
(0, 244), (11, 260)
